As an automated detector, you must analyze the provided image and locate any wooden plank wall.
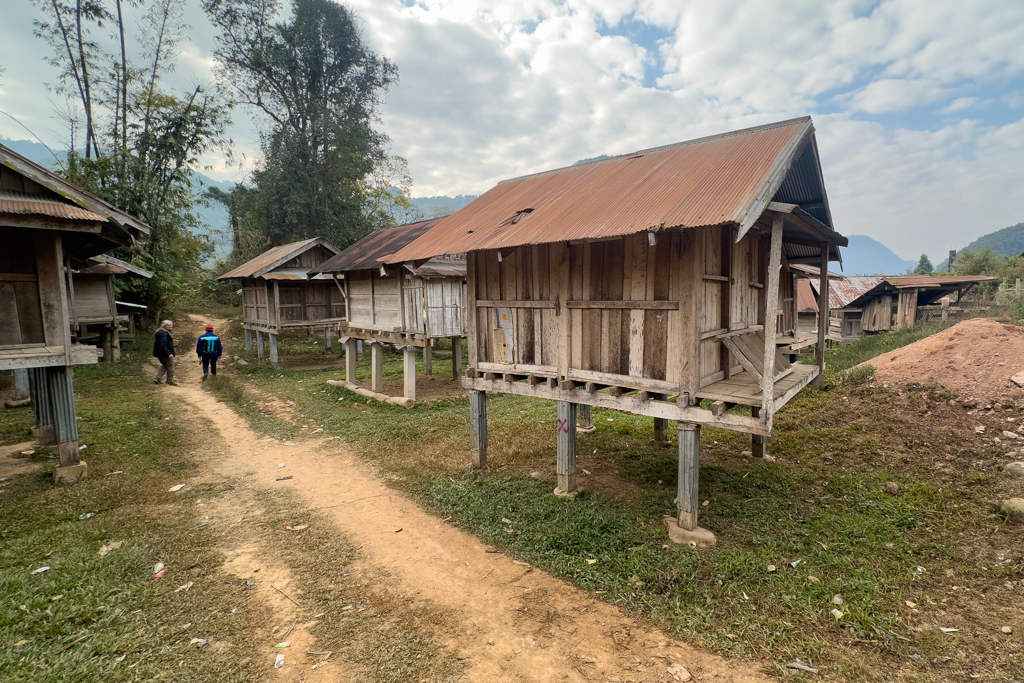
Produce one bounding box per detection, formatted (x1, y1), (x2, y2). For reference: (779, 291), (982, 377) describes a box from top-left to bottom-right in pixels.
(862, 294), (892, 332)
(0, 227), (45, 346)
(425, 279), (464, 337)
(347, 269), (401, 329)
(72, 275), (115, 321)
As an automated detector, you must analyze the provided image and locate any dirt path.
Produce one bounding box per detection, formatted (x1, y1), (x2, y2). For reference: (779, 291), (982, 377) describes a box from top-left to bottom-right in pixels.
(163, 315), (769, 682)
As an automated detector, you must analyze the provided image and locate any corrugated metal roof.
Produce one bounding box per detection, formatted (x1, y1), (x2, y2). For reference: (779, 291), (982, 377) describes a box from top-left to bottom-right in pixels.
(884, 275), (997, 288)
(261, 268), (309, 280)
(0, 144), (151, 235)
(0, 188), (106, 222)
(411, 258), (467, 279)
(219, 238), (339, 280)
(812, 276), (883, 309)
(385, 117), (843, 263)
(797, 278), (819, 313)
(87, 254), (154, 278)
(312, 217), (447, 274)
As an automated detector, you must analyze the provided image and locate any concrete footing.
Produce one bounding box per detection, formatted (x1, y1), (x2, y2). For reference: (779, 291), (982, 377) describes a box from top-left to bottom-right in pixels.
(664, 516), (716, 547)
(54, 461), (88, 484)
(553, 487), (579, 499)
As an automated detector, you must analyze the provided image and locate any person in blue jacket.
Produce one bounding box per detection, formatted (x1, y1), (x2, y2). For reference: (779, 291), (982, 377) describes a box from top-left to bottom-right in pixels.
(196, 325), (223, 381)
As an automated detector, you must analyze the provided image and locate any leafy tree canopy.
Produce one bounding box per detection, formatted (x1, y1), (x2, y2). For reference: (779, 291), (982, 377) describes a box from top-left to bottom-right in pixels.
(913, 253), (933, 275)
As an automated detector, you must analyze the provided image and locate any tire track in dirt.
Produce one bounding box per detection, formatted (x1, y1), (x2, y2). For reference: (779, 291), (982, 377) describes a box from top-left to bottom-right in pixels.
(165, 315), (770, 682)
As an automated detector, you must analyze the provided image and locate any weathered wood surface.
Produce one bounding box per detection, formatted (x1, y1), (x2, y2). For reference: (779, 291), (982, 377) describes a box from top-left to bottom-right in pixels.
(677, 423), (700, 531)
(326, 379), (414, 407)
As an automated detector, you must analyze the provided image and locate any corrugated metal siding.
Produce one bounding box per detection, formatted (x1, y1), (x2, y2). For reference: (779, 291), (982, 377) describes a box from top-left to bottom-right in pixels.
(812, 276), (883, 309)
(312, 217), (447, 274)
(385, 118), (827, 263)
(797, 279), (819, 313)
(0, 188), (106, 222)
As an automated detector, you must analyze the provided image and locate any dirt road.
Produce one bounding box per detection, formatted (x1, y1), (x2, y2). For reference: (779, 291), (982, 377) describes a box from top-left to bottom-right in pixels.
(162, 316), (768, 682)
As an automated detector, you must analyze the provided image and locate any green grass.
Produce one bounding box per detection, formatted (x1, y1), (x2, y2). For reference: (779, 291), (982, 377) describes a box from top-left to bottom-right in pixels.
(0, 349), (265, 682)
(202, 312), (1024, 681)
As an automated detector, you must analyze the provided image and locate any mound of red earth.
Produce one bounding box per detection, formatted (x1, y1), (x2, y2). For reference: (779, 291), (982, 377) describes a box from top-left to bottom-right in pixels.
(865, 318), (1024, 404)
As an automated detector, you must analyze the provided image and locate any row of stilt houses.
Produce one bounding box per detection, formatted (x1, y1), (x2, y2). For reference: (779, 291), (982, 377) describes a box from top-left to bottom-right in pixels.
(222, 117), (846, 545)
(0, 144), (151, 483)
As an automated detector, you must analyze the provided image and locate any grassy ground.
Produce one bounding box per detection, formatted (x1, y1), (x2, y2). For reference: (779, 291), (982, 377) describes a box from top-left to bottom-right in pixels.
(0, 345), (268, 682)
(203, 317), (1024, 681)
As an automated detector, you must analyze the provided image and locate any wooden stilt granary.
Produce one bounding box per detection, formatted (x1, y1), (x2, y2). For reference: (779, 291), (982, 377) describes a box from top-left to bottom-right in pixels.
(70, 254), (153, 362)
(219, 238), (343, 367)
(310, 217), (466, 404)
(385, 118), (847, 545)
(0, 143), (150, 483)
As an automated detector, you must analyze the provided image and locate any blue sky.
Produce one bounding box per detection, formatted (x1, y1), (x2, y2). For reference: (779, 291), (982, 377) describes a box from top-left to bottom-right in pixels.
(1, 0), (1023, 260)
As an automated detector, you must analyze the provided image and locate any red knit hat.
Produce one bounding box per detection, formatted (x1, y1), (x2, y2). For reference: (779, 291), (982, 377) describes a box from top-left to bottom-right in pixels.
(205, 325), (213, 331)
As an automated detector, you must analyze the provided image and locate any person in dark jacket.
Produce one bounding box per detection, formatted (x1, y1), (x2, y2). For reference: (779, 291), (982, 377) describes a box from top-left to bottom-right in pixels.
(196, 325), (223, 380)
(153, 320), (177, 385)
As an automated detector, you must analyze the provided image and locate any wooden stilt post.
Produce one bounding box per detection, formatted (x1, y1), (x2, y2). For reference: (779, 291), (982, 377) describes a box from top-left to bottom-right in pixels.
(245, 328), (253, 355)
(357, 340), (364, 359)
(102, 325), (113, 363)
(469, 390), (487, 469)
(256, 331), (265, 362)
(761, 216), (783, 427)
(49, 366), (86, 483)
(813, 240), (830, 386)
(677, 423), (700, 531)
(370, 342), (384, 393)
(345, 337), (357, 383)
(555, 400), (578, 496)
(269, 333), (279, 368)
(28, 367), (55, 446)
(751, 406), (765, 458)
(423, 341), (433, 375)
(653, 394), (669, 443)
(452, 337), (462, 379)
(325, 326), (332, 351)
(403, 345), (417, 400)
(577, 403), (593, 432)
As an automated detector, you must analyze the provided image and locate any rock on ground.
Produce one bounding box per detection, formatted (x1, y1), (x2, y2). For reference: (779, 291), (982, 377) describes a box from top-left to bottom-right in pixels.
(1005, 462), (1024, 477)
(999, 498), (1024, 523)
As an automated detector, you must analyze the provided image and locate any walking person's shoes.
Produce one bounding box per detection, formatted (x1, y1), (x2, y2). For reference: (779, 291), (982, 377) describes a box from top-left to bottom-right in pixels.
(153, 378), (162, 384)
(166, 381), (179, 386)
(202, 375), (207, 382)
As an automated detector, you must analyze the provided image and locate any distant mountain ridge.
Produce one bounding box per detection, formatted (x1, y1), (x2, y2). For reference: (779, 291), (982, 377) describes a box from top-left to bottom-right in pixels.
(838, 235), (916, 276)
(935, 221), (1024, 270)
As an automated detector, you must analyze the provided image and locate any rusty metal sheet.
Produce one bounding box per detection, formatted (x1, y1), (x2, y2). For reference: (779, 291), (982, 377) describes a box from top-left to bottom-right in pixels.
(411, 258), (467, 279)
(0, 188), (106, 222)
(811, 276), (883, 309)
(797, 279), (819, 313)
(884, 275), (997, 288)
(261, 269), (309, 280)
(220, 238), (338, 280)
(312, 217), (448, 274)
(385, 117), (837, 263)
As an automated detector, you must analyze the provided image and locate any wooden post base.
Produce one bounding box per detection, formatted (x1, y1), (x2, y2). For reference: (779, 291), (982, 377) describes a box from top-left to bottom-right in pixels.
(423, 342), (433, 376)
(269, 333), (279, 368)
(677, 423), (700, 531)
(256, 331), (266, 362)
(556, 400), (578, 495)
(577, 403), (595, 433)
(245, 328), (253, 355)
(404, 346), (417, 400)
(325, 326), (332, 351)
(470, 390), (488, 469)
(345, 337), (358, 383)
(452, 337), (462, 379)
(371, 342), (384, 393)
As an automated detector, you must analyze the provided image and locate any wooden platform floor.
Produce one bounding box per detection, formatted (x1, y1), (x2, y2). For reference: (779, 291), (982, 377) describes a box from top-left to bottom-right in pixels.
(696, 363), (818, 408)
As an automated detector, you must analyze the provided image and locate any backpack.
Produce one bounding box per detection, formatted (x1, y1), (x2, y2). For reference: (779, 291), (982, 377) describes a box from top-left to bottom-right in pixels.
(200, 335), (219, 355)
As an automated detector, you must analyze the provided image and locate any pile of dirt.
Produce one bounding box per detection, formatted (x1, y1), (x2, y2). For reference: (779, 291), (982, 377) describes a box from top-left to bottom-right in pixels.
(866, 318), (1024, 403)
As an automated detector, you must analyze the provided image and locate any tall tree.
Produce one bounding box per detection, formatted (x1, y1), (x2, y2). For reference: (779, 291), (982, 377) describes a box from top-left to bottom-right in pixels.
(204, 0), (398, 249)
(33, 0), (234, 314)
(913, 254), (934, 275)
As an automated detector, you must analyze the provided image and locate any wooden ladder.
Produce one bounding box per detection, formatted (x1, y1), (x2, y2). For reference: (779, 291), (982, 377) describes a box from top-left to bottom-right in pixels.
(717, 328), (794, 389)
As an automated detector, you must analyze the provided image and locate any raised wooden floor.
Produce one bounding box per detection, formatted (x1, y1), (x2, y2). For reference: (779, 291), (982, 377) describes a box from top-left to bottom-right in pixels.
(696, 363), (818, 412)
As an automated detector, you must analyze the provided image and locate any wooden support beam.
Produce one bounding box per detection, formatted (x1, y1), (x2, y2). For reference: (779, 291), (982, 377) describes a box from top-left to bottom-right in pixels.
(710, 400), (728, 417)
(256, 331), (265, 362)
(451, 337), (462, 379)
(325, 326), (332, 351)
(345, 337), (357, 383)
(244, 328), (253, 355)
(555, 400), (577, 496)
(423, 341), (433, 375)
(470, 390), (488, 469)
(677, 423), (700, 531)
(370, 342), (384, 393)
(751, 406), (766, 458)
(403, 346), (417, 401)
(269, 333), (279, 368)
(760, 216), (783, 424)
(813, 240), (829, 386)
(578, 403), (593, 431)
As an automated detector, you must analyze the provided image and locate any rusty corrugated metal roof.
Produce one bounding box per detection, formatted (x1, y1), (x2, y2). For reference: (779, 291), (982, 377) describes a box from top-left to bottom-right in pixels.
(812, 276), (883, 309)
(261, 269), (309, 280)
(0, 188), (106, 222)
(797, 279), (819, 313)
(219, 238), (339, 280)
(385, 117), (841, 263)
(311, 217), (447, 274)
(411, 258), (467, 279)
(0, 144), (151, 235)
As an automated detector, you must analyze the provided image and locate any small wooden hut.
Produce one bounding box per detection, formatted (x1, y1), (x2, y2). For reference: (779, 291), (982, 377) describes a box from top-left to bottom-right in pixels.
(71, 254), (153, 362)
(219, 238), (342, 366)
(386, 117), (846, 544)
(310, 217), (466, 403)
(0, 143), (150, 482)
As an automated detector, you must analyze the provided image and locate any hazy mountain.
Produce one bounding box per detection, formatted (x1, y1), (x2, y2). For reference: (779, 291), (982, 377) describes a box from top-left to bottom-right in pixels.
(407, 194), (477, 217)
(840, 235), (917, 276)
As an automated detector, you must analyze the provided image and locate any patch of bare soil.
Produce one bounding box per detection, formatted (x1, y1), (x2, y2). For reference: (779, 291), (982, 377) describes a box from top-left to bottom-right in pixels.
(867, 319), (1024, 404)
(168, 316), (769, 682)
(0, 440), (45, 481)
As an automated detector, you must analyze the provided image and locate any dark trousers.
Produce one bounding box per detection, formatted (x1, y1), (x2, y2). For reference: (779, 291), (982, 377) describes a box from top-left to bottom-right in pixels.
(201, 355), (218, 376)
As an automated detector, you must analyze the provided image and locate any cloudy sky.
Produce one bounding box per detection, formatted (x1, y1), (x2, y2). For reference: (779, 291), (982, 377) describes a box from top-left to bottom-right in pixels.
(2, 0), (1023, 260)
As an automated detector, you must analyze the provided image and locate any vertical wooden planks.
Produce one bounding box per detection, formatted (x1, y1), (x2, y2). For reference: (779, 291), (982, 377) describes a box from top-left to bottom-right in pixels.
(760, 215), (784, 419)
(628, 233), (648, 377)
(569, 243), (584, 372)
(557, 242), (571, 380)
(643, 235), (671, 380)
(466, 252), (478, 371)
(666, 231), (683, 386)
(602, 239), (624, 374)
(679, 229), (701, 403)
(813, 242), (829, 385)
(580, 242), (593, 370)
